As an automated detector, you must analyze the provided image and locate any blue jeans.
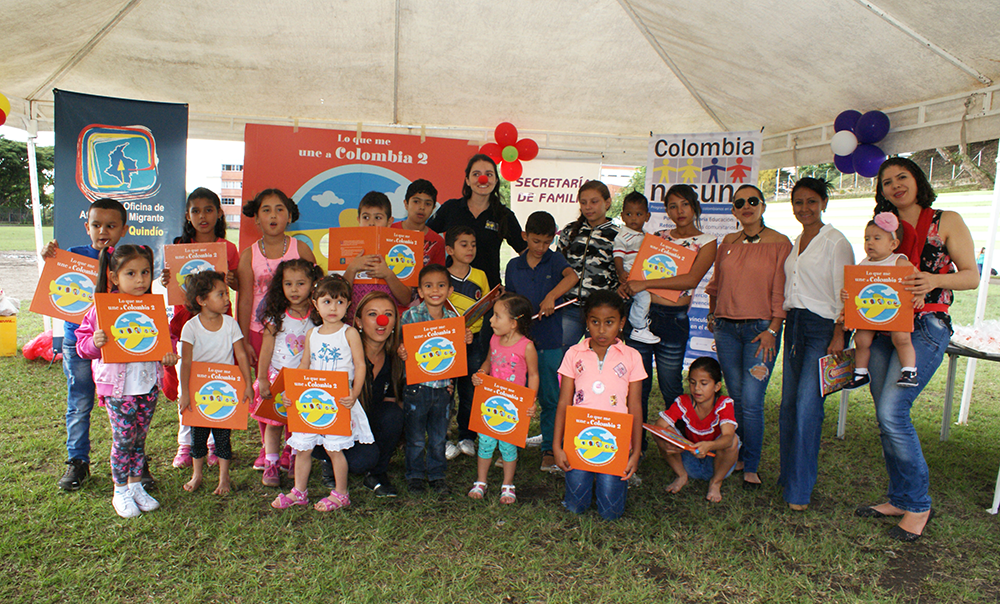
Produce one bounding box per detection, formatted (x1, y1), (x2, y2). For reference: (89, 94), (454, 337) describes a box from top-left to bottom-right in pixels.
(682, 449), (738, 481)
(778, 309), (834, 505)
(562, 304), (585, 353)
(455, 330), (488, 442)
(626, 304), (689, 451)
(537, 348), (562, 452)
(563, 468), (628, 520)
(867, 313), (949, 512)
(62, 342), (96, 462)
(403, 384), (450, 481)
(713, 318), (780, 475)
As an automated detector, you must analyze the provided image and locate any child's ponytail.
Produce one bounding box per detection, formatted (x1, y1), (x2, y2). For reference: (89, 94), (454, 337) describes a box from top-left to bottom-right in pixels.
(96, 246), (113, 294)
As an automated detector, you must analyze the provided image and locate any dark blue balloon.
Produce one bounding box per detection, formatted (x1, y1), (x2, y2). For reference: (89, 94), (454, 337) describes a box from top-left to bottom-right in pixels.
(834, 153), (855, 175)
(852, 144), (886, 178)
(855, 111), (890, 144)
(834, 110), (862, 133)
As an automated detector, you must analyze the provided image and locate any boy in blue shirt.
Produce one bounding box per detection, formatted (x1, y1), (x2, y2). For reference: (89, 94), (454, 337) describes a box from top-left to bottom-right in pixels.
(504, 211), (579, 473)
(41, 197), (128, 490)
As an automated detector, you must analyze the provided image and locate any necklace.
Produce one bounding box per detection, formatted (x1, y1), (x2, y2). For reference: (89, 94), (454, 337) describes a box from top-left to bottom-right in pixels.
(259, 235), (289, 257)
(741, 227), (765, 244)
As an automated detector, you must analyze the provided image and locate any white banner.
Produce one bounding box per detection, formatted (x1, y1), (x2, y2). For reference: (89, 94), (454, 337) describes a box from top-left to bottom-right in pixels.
(510, 159), (603, 231)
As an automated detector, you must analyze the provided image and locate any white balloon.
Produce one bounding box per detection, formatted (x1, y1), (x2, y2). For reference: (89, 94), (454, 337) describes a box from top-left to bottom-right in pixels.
(830, 130), (858, 156)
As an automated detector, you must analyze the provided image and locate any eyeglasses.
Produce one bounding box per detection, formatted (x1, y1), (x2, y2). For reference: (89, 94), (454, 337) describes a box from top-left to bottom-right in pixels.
(732, 197), (762, 209)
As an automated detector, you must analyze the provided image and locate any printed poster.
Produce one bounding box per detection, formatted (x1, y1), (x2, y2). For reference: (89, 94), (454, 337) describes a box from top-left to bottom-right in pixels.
(402, 316), (468, 384)
(843, 266), (914, 333)
(53, 89), (187, 270)
(94, 293), (172, 363)
(163, 242), (228, 305)
(627, 236), (697, 302)
(509, 159), (603, 230)
(327, 226), (423, 287)
(819, 349), (856, 397)
(563, 405), (633, 477)
(29, 248), (99, 322)
(283, 368), (352, 436)
(240, 124), (471, 271)
(645, 131), (761, 366)
(468, 375), (536, 448)
(181, 362), (248, 429)
(255, 368), (288, 425)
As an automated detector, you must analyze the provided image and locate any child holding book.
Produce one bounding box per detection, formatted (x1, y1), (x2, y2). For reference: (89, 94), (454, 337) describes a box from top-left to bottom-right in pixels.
(398, 264), (474, 495)
(653, 356), (740, 503)
(344, 191), (413, 321)
(612, 192), (659, 344)
(393, 179), (446, 268)
(444, 226), (490, 460)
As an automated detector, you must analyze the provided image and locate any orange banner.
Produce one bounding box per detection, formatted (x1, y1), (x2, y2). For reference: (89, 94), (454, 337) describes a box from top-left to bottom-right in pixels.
(402, 316), (468, 384)
(94, 293), (172, 363)
(843, 266), (914, 332)
(562, 405), (633, 476)
(284, 368), (352, 436)
(163, 242), (228, 306)
(468, 375), (536, 448)
(29, 249), (99, 322)
(181, 362), (248, 429)
(627, 235), (697, 302)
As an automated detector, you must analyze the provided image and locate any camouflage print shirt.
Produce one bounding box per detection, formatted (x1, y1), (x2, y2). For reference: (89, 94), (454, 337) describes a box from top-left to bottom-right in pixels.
(557, 219), (620, 305)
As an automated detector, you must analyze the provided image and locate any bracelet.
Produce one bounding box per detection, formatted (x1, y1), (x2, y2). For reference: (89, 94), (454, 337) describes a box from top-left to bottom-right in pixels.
(767, 328), (778, 337)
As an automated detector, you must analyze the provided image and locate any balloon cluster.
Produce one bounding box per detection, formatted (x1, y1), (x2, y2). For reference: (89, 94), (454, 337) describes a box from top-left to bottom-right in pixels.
(830, 110), (890, 178)
(480, 122), (538, 181)
(0, 92), (9, 127)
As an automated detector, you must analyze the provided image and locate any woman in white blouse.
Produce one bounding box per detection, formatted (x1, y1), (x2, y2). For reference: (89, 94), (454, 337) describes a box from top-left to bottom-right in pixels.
(778, 177), (855, 511)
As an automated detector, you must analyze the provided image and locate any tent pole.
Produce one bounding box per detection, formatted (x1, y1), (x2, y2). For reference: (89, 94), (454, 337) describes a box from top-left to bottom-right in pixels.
(957, 138), (1000, 424)
(26, 115), (51, 332)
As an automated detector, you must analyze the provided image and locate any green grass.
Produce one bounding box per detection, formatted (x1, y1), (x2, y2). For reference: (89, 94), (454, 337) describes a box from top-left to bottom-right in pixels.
(0, 224), (53, 251)
(4, 288), (1000, 603)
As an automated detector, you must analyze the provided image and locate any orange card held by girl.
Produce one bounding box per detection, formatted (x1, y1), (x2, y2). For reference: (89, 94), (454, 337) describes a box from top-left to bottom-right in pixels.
(283, 368), (352, 436)
(563, 405), (633, 476)
(402, 316), (468, 384)
(627, 236), (697, 302)
(255, 368), (289, 425)
(29, 248), (100, 323)
(181, 362), (248, 430)
(94, 293), (172, 363)
(327, 226), (423, 287)
(163, 242), (228, 305)
(468, 374), (536, 448)
(843, 266), (914, 333)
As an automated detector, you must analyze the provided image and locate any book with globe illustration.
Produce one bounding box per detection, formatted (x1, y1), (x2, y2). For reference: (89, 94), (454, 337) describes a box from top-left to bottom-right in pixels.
(563, 405), (634, 476)
(181, 362), (248, 429)
(627, 235), (697, 302)
(327, 226), (423, 287)
(29, 248), (101, 323)
(402, 315), (468, 384)
(283, 368), (352, 436)
(163, 242), (228, 305)
(254, 368), (288, 425)
(642, 422), (715, 457)
(468, 374), (536, 448)
(94, 293), (172, 363)
(843, 265), (914, 332)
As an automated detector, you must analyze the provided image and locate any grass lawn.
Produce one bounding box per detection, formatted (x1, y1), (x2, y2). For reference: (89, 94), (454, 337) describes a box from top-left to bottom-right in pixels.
(3, 288), (1000, 603)
(0, 224), (53, 251)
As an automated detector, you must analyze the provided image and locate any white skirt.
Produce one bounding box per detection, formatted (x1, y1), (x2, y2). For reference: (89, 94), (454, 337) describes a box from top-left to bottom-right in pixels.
(287, 404), (375, 452)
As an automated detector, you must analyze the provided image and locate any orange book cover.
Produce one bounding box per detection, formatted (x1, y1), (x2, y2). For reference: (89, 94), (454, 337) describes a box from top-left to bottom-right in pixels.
(181, 362), (248, 429)
(94, 293), (172, 363)
(402, 316), (468, 384)
(843, 265), (914, 333)
(327, 226), (423, 287)
(29, 248), (100, 322)
(163, 242), (228, 306)
(642, 423), (715, 457)
(283, 368), (352, 436)
(468, 374), (536, 448)
(627, 235), (698, 302)
(562, 405), (634, 476)
(254, 368), (289, 425)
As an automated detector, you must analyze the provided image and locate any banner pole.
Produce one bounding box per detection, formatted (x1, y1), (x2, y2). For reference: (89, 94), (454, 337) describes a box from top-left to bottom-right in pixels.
(27, 116), (51, 332)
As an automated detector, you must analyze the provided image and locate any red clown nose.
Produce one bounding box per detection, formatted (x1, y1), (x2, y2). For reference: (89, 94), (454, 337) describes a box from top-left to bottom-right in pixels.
(477, 174), (489, 184)
(376, 315), (390, 327)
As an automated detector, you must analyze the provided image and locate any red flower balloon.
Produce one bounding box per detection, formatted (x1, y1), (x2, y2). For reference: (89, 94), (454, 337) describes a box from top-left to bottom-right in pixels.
(479, 122), (537, 182)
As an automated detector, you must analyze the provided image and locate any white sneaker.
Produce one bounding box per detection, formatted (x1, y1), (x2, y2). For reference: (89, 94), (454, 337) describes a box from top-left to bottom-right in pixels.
(458, 439), (477, 457)
(525, 434), (543, 448)
(630, 327), (660, 344)
(445, 441), (461, 461)
(129, 483), (160, 512)
(112, 489), (141, 518)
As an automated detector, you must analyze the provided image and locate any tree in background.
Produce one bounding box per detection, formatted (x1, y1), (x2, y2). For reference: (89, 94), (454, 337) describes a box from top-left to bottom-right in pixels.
(0, 136), (55, 223)
(611, 166), (645, 218)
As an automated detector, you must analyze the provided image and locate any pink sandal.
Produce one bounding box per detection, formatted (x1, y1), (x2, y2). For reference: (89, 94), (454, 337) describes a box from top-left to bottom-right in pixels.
(271, 488), (308, 509)
(468, 481), (487, 500)
(500, 484), (516, 504)
(314, 490), (350, 511)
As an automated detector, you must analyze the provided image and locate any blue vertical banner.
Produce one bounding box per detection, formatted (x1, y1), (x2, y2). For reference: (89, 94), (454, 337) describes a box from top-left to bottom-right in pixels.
(644, 131), (762, 366)
(54, 89), (187, 269)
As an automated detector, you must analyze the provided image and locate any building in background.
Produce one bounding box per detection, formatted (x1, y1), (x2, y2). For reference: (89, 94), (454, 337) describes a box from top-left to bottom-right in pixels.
(220, 164), (243, 226)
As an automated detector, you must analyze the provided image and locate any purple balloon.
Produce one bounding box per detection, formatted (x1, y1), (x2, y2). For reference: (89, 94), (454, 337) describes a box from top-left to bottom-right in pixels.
(834, 110), (862, 133)
(855, 111), (890, 144)
(834, 153), (855, 174)
(853, 144), (886, 178)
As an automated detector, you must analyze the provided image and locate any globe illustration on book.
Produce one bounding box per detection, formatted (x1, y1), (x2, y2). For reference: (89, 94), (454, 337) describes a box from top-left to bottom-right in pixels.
(295, 388), (338, 429)
(573, 426), (618, 466)
(481, 396), (519, 434)
(195, 380), (239, 421)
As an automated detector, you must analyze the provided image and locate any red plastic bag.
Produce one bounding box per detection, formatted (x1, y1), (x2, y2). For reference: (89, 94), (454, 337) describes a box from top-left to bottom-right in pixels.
(23, 330), (62, 362)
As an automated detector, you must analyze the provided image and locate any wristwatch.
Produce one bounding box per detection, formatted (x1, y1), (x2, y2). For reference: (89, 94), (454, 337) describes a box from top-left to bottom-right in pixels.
(767, 328), (778, 337)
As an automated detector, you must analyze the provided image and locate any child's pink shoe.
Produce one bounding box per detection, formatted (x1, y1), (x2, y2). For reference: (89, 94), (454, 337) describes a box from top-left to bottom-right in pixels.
(314, 490), (350, 511)
(207, 444), (218, 467)
(172, 445), (192, 468)
(271, 488), (308, 509)
(262, 461), (280, 488)
(279, 446), (292, 473)
(252, 447), (267, 471)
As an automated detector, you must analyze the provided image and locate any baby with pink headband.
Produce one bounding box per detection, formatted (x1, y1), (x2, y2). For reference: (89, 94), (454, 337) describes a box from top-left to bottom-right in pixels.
(842, 212), (923, 389)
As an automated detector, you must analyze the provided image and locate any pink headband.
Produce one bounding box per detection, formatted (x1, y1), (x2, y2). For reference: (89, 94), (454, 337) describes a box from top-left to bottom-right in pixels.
(874, 212), (898, 234)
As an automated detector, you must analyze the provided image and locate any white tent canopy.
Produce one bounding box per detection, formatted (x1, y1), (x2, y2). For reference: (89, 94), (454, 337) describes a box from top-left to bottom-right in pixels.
(3, 0), (1000, 167)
